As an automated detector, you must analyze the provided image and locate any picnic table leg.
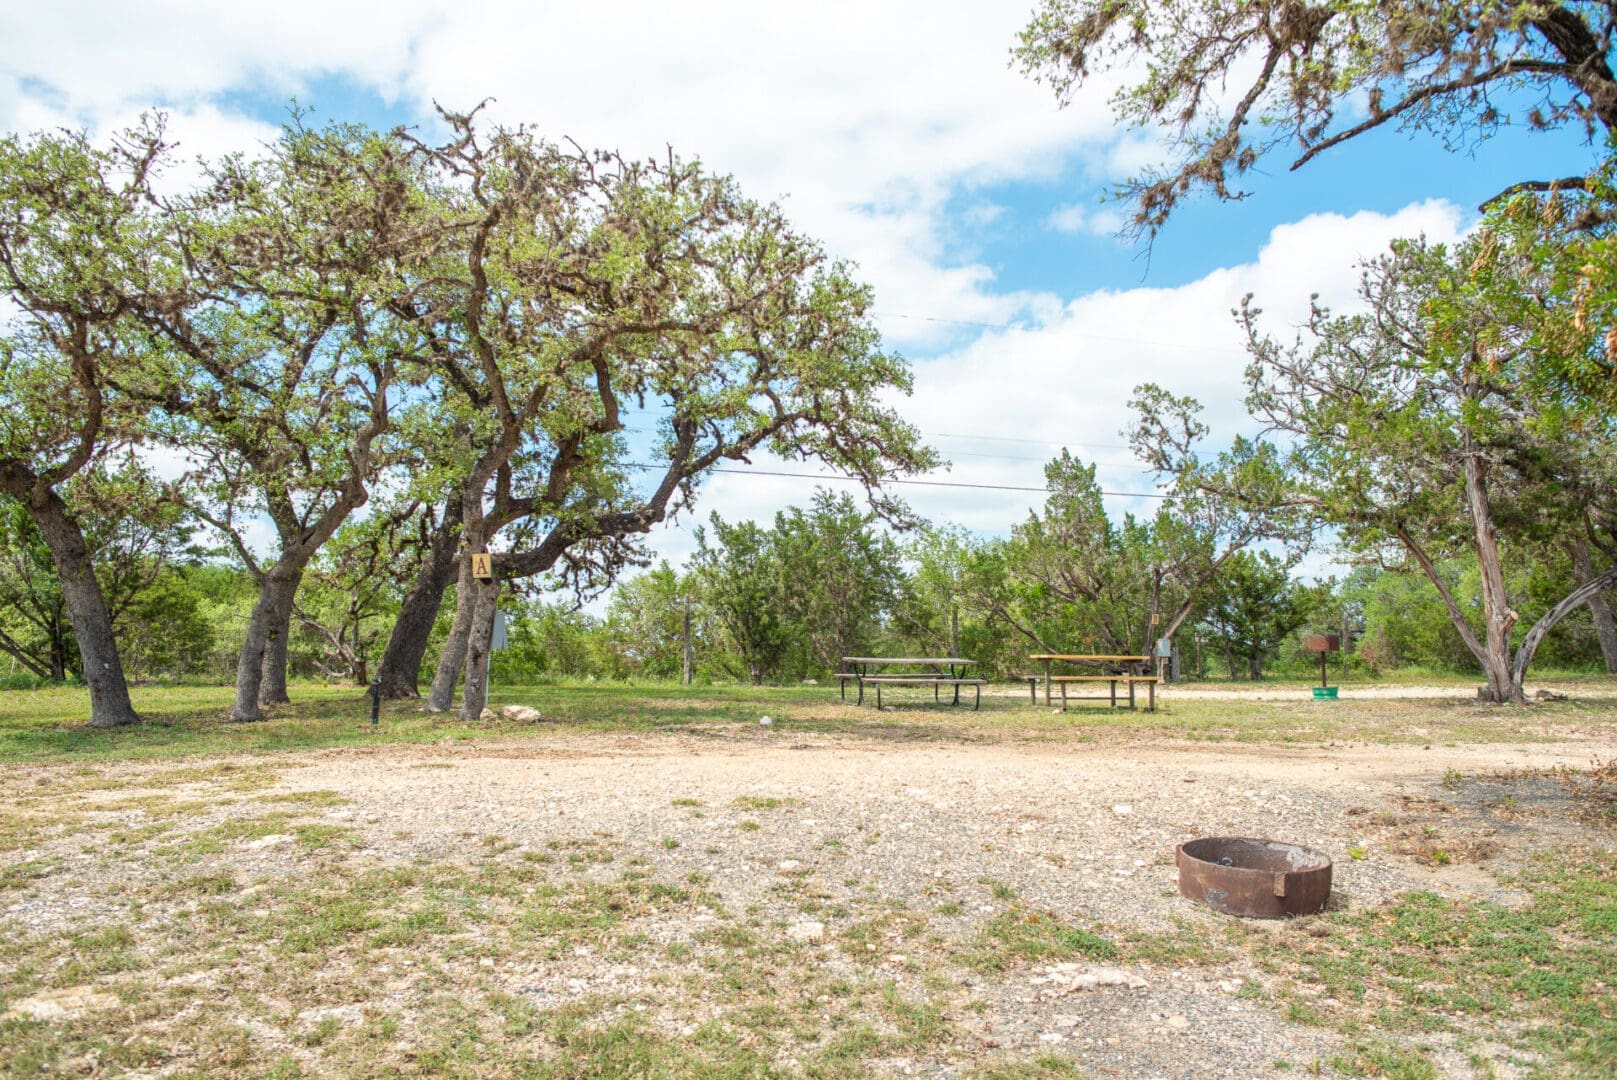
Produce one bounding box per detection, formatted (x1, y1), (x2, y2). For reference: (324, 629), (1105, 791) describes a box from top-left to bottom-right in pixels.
(1129, 679), (1136, 709)
(1109, 679), (1116, 708)
(856, 677), (864, 707)
(934, 682), (940, 703)
(973, 682), (981, 711)
(876, 682), (882, 709)
(1148, 680), (1156, 713)
(1043, 659), (1052, 706)
(1028, 678), (1036, 703)
(1059, 680), (1067, 711)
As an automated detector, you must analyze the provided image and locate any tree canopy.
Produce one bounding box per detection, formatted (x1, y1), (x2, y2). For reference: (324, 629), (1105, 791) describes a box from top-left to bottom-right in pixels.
(1016, 0), (1617, 234)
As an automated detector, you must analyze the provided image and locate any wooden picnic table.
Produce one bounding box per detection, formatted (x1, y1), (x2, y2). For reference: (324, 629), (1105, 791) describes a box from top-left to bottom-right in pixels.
(839, 657), (984, 709)
(1027, 654), (1157, 712)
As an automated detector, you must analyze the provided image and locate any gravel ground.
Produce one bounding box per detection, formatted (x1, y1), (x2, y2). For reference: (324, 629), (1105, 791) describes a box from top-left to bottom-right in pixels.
(222, 729), (1612, 1077)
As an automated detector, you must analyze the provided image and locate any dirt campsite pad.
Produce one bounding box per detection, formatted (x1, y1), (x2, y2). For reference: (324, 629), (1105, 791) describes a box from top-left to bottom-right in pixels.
(2, 687), (1616, 1077)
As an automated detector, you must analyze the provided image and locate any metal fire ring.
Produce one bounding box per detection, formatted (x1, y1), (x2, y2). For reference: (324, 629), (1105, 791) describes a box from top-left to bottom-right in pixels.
(1175, 836), (1333, 919)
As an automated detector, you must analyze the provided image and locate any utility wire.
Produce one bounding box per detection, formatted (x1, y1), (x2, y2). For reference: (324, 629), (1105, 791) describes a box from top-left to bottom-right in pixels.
(624, 461), (1170, 499)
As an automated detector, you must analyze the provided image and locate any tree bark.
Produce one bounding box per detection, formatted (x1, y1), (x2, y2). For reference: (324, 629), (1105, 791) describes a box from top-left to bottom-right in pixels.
(427, 560), (475, 712)
(25, 490), (140, 727)
(376, 500), (464, 698)
(231, 566), (302, 722)
(1464, 454), (1523, 703)
(1511, 563), (1617, 691)
(257, 571), (300, 705)
(1571, 540), (1617, 673)
(458, 578), (501, 722)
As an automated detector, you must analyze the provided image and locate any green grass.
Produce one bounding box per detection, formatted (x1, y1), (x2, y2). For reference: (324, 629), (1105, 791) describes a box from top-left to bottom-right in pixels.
(5, 676), (1611, 765)
(4, 677), (1617, 1076)
(1232, 848), (1617, 1075)
(962, 909), (1118, 972)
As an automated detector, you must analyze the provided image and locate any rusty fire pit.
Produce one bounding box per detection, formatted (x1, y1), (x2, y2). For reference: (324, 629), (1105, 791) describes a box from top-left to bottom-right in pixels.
(1175, 837), (1332, 919)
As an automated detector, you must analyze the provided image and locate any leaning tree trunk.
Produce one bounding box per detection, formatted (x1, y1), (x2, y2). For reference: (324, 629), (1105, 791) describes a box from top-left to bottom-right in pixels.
(376, 502), (464, 698)
(27, 490), (141, 727)
(1512, 563), (1617, 691)
(427, 561), (475, 712)
(257, 567), (302, 706)
(231, 565), (303, 722)
(1571, 541), (1617, 674)
(458, 578), (501, 722)
(1465, 455), (1525, 704)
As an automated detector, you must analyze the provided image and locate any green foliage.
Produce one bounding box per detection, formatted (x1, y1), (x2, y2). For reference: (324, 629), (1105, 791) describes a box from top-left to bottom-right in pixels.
(1202, 550), (1312, 680)
(1016, 1), (1617, 235)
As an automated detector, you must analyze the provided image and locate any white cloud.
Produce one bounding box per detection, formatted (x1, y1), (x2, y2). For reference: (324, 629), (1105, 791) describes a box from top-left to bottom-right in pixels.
(1045, 202), (1090, 234)
(1, 6), (1476, 586)
(1045, 201), (1127, 238)
(2, 1), (1137, 353)
(618, 201), (1470, 572)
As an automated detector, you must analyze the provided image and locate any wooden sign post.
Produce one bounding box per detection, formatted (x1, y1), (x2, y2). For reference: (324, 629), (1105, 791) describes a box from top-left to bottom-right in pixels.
(471, 553), (493, 580)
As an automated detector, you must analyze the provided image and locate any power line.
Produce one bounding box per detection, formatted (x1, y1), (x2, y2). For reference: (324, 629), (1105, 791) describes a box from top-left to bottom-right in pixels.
(624, 422), (1137, 455)
(624, 461), (1170, 499)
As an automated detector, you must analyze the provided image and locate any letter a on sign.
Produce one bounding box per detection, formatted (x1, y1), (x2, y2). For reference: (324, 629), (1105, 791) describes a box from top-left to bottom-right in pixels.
(471, 553), (493, 580)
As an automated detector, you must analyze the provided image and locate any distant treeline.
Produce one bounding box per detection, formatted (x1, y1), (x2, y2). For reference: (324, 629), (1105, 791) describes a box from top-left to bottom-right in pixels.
(6, 481), (1611, 692)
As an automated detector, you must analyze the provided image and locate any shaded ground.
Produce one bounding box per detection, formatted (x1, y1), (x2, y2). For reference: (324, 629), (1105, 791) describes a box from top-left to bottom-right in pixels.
(3, 691), (1615, 1077)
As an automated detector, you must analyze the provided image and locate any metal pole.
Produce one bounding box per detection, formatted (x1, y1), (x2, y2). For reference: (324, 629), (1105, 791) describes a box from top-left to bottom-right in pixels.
(369, 677), (381, 728)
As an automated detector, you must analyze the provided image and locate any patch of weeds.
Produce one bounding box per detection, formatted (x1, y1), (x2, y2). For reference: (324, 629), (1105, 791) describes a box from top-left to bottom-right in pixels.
(1347, 845), (1367, 861)
(369, 904), (456, 947)
(254, 789), (350, 808)
(66, 923), (140, 976)
(195, 812), (299, 845)
(294, 824), (360, 851)
(984, 879), (1017, 901)
(970, 1055), (1085, 1079)
(660, 838), (680, 850)
(962, 909), (1117, 973)
(671, 798), (702, 807)
(278, 897), (382, 954)
(1442, 768), (1464, 790)
(176, 872), (237, 895)
(936, 901), (964, 917)
(0, 857), (61, 890)
(1243, 847), (1617, 1075)
(838, 910), (931, 963)
(732, 795), (799, 811)
(737, 820), (761, 832)
(1329, 1038), (1439, 1079)
(879, 981), (951, 1049)
(1123, 916), (1233, 966)
(548, 836), (617, 866)
(301, 1015), (343, 1047)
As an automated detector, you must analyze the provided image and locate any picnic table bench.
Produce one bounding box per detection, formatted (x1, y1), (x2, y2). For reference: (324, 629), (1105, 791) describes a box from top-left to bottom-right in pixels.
(839, 657), (985, 710)
(1025, 654), (1159, 712)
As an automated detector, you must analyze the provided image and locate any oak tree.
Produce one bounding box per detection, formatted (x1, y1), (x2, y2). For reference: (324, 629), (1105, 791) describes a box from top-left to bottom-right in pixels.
(1017, 0), (1617, 234)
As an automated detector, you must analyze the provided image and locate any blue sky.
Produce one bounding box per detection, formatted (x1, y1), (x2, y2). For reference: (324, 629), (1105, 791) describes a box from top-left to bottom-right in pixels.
(1, 1), (1605, 577)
